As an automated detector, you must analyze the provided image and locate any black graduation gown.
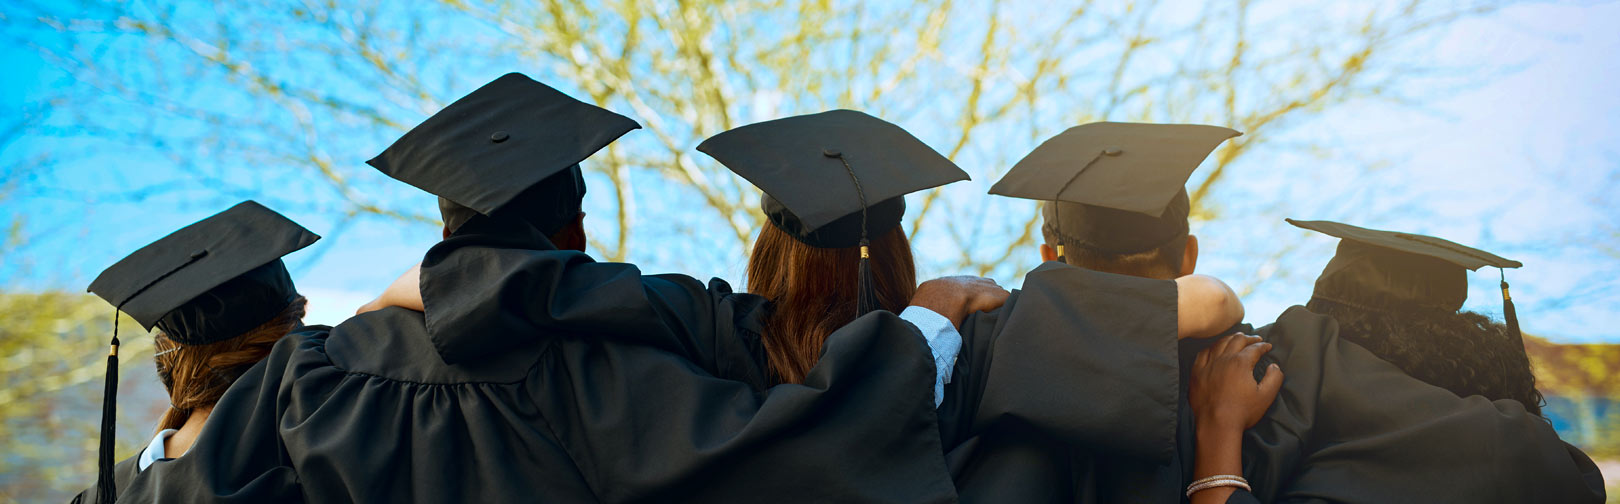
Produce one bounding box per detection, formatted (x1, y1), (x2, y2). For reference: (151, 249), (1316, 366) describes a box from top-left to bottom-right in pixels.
(92, 215), (957, 503)
(1215, 307), (1607, 503)
(935, 262), (1184, 503)
(444, 252), (1195, 504)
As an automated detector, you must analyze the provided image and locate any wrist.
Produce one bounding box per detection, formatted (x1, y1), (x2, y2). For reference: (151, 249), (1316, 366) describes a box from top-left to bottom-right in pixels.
(1192, 420), (1245, 477)
(1195, 416), (1247, 438)
(910, 282), (969, 327)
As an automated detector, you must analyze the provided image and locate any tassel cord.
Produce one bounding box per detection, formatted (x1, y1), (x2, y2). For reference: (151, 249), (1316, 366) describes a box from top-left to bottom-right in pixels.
(1047, 149), (1112, 263)
(831, 152), (878, 316)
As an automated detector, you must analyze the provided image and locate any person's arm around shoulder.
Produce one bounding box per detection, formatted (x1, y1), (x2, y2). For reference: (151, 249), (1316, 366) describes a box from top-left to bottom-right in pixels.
(909, 275), (1009, 328)
(903, 275), (1009, 407)
(1176, 274), (1244, 340)
(357, 263), (423, 314)
(1188, 333), (1283, 504)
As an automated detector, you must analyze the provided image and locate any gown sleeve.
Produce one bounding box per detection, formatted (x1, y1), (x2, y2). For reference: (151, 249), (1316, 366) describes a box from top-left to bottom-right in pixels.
(1241, 306), (1607, 503)
(417, 214), (765, 369)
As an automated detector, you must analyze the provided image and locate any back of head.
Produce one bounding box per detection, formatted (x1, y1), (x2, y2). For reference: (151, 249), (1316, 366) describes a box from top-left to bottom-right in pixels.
(1057, 237), (1187, 280)
(155, 295), (308, 430)
(1291, 219), (1541, 414)
(1040, 191), (1190, 280)
(438, 164), (587, 238)
(746, 224), (916, 385)
(1306, 298), (1545, 416)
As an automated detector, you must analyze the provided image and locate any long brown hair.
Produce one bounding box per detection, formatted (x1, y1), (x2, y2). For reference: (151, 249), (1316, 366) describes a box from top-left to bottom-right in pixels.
(746, 224), (917, 385)
(153, 296), (307, 431)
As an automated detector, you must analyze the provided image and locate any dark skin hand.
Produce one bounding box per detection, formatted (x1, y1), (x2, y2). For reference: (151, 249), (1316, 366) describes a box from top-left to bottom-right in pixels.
(1188, 333), (1283, 503)
(909, 275), (1009, 328)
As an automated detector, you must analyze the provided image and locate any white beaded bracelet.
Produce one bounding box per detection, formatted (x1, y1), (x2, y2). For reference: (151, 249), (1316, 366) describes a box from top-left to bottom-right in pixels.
(1186, 475), (1251, 498)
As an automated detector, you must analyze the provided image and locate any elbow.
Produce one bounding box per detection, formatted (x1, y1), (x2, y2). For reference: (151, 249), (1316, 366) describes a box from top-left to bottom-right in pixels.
(1178, 274), (1245, 338)
(1207, 276), (1244, 327)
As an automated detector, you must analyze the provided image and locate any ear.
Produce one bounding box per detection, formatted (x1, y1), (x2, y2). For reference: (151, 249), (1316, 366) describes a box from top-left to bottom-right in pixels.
(553, 212), (588, 252)
(1180, 234), (1199, 276)
(1040, 243), (1057, 262)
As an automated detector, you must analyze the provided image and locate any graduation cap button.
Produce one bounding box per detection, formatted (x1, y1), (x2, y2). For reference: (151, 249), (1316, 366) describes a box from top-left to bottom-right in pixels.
(1102, 147), (1123, 156)
(490, 131), (510, 143)
(822, 148), (842, 158)
(189, 249), (209, 259)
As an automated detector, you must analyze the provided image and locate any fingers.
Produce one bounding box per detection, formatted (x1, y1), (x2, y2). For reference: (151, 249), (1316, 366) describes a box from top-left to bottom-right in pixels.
(1235, 340), (1273, 369)
(1215, 333), (1255, 356)
(1195, 334), (1240, 372)
(958, 276), (1010, 313)
(1258, 363), (1284, 402)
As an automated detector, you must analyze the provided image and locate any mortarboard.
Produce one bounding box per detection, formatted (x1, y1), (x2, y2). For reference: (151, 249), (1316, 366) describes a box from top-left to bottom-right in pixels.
(85, 200), (318, 503)
(697, 109), (969, 315)
(367, 72), (641, 235)
(989, 122), (1241, 259)
(1287, 218), (1527, 355)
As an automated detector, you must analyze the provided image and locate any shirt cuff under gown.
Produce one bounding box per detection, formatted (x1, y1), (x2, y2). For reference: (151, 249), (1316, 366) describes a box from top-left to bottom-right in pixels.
(899, 305), (961, 407)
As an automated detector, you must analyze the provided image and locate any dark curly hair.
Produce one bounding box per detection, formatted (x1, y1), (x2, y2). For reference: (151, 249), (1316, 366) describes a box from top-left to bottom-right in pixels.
(1306, 298), (1545, 416)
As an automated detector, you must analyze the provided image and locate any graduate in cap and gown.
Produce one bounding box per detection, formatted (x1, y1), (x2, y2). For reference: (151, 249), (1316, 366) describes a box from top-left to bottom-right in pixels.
(126, 73), (975, 503)
(73, 201), (319, 504)
(697, 111), (1258, 503)
(984, 121), (1260, 503)
(1223, 220), (1606, 503)
(694, 108), (989, 392)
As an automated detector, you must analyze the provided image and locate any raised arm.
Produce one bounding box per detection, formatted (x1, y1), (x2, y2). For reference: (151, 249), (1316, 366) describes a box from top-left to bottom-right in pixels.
(408, 215), (752, 367)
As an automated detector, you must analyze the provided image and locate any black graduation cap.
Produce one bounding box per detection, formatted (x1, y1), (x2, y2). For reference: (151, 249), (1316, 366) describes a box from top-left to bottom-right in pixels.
(367, 72), (641, 235)
(84, 200), (318, 503)
(696, 109), (969, 314)
(1287, 218), (1527, 353)
(989, 122), (1241, 259)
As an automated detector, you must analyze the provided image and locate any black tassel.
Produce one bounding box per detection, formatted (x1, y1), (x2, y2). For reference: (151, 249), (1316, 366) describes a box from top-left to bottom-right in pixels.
(96, 313), (120, 504)
(829, 150), (879, 316)
(1502, 274), (1523, 348)
(857, 239), (877, 316)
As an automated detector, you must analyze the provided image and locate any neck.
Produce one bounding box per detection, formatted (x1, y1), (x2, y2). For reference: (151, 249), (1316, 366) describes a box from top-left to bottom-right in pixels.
(162, 406), (211, 458)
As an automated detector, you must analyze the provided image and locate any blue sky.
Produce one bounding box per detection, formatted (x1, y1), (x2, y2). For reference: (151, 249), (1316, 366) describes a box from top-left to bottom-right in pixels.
(3, 1), (1619, 342)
